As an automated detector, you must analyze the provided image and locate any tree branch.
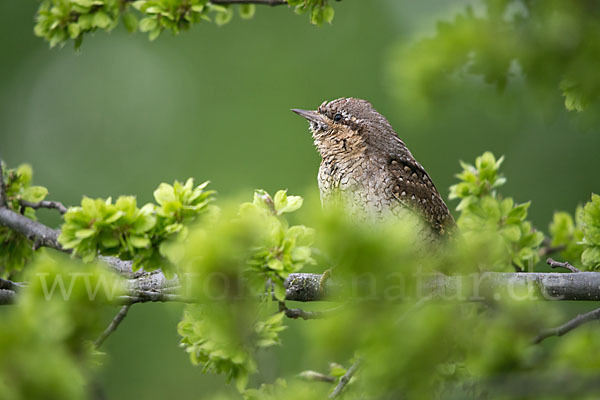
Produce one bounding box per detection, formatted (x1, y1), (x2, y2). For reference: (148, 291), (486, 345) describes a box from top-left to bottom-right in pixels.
(0, 207), (62, 251)
(19, 199), (68, 215)
(329, 359), (360, 399)
(278, 301), (335, 320)
(5, 195), (600, 307)
(0, 289), (16, 305)
(94, 304), (131, 348)
(0, 277), (25, 291)
(546, 257), (581, 273)
(533, 307), (600, 344)
(298, 370), (336, 383)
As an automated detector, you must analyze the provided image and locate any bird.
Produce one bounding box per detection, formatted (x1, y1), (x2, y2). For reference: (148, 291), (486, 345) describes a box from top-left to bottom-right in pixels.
(292, 97), (455, 240)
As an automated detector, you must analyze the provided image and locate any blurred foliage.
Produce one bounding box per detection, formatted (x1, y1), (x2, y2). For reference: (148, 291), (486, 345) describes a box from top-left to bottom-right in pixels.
(549, 211), (585, 266)
(3, 149), (600, 398)
(550, 194), (600, 270)
(0, 163), (49, 277)
(58, 178), (214, 274)
(0, 252), (125, 400)
(242, 378), (328, 400)
(2, 0), (600, 398)
(449, 152), (544, 271)
(579, 194), (600, 269)
(178, 305), (285, 392)
(240, 190), (315, 300)
(173, 189), (314, 390)
(388, 0), (600, 114)
(33, 0), (337, 48)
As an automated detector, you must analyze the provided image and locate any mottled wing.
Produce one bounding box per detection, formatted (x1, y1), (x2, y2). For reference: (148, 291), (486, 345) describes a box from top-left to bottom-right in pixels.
(387, 156), (455, 236)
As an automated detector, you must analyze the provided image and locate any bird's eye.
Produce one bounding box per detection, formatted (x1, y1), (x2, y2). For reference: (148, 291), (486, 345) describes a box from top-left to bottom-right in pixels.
(333, 113), (342, 122)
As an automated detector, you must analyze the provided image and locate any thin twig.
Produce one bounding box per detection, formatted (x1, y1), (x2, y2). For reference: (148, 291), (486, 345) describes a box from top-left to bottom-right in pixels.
(19, 199), (68, 215)
(298, 370), (336, 383)
(547, 257), (581, 273)
(533, 306), (600, 344)
(284, 306), (329, 320)
(94, 305), (132, 348)
(396, 295), (434, 324)
(329, 359), (361, 399)
(278, 300), (338, 320)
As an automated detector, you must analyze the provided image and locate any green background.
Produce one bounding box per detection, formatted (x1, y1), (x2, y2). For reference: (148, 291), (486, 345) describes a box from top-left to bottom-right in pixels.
(1, 1), (599, 398)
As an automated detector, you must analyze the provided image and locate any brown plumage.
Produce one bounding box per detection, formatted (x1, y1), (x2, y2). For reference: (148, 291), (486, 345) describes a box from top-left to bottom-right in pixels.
(292, 97), (455, 240)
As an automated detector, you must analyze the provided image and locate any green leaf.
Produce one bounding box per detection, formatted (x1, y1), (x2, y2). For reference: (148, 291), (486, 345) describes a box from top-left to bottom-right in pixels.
(100, 235), (119, 248)
(323, 5), (335, 24)
(78, 13), (94, 30)
(268, 258), (284, 271)
(71, 0), (101, 7)
(214, 6), (233, 26)
(507, 202), (530, 223)
(22, 186), (48, 203)
(16, 164), (32, 185)
(139, 17), (158, 32)
(235, 370), (249, 392)
(148, 28), (161, 41)
(239, 4), (255, 19)
(582, 247), (600, 270)
(310, 6), (323, 25)
(122, 12), (138, 33)
(273, 282), (286, 301)
(68, 23), (81, 39)
(329, 363), (347, 378)
(273, 190), (303, 214)
(92, 11), (112, 29)
(129, 235), (150, 248)
(500, 225), (521, 242)
(75, 229), (96, 239)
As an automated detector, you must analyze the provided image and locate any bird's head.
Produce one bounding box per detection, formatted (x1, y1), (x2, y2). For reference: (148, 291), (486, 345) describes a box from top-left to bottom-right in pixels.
(292, 97), (400, 159)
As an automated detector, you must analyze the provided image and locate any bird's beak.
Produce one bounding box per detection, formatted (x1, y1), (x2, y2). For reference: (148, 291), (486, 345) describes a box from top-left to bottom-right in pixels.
(291, 108), (322, 124)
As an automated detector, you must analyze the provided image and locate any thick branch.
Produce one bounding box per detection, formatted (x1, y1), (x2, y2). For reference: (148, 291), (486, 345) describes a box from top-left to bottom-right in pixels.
(284, 273), (331, 301)
(533, 307), (600, 344)
(424, 271), (600, 301)
(0, 207), (61, 250)
(5, 198), (600, 305)
(0, 289), (16, 305)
